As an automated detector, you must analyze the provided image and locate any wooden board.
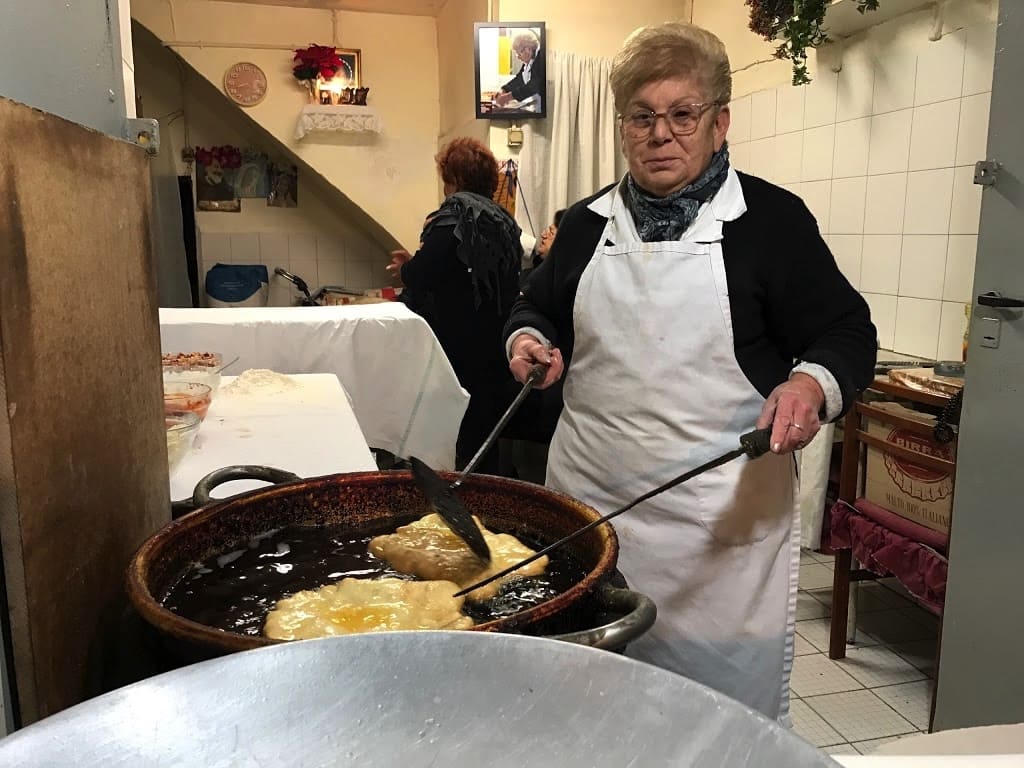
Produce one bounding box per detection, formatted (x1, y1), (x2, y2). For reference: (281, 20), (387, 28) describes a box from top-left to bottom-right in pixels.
(0, 97), (170, 724)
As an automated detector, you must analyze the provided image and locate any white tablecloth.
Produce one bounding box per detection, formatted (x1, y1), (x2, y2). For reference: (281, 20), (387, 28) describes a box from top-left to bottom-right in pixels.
(170, 373), (377, 502)
(159, 305), (470, 470)
(834, 757), (1024, 767)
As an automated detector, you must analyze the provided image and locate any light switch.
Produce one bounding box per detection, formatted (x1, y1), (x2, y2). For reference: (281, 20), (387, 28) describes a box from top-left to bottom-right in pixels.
(978, 316), (1001, 349)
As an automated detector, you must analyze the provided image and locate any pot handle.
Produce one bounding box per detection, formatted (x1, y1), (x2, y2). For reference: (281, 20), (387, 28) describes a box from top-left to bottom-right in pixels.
(191, 465), (302, 509)
(545, 585), (657, 651)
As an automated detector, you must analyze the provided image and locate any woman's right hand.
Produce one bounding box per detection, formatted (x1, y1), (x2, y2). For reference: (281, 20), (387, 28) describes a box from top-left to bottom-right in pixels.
(510, 334), (564, 389)
(386, 249), (412, 283)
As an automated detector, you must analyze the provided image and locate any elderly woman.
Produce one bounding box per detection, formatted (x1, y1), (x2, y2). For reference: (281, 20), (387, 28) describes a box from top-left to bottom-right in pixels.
(520, 208), (565, 289)
(505, 23), (876, 720)
(389, 137), (522, 474)
(494, 31), (544, 108)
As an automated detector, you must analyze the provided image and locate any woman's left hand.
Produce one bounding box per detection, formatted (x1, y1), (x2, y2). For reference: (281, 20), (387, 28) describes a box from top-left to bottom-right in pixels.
(386, 249), (412, 283)
(756, 373), (825, 454)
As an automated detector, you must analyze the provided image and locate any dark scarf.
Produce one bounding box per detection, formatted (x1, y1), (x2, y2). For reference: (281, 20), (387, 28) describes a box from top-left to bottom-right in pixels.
(420, 191), (522, 313)
(625, 143), (731, 242)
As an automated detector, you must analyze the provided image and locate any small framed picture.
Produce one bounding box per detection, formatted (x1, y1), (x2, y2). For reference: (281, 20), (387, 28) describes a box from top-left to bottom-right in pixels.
(474, 22), (546, 120)
(267, 163), (298, 208)
(319, 88), (333, 105)
(196, 158), (241, 212)
(336, 48), (361, 89)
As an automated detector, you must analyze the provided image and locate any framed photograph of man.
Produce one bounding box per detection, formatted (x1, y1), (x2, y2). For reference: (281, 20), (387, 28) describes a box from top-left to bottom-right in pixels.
(195, 158), (240, 212)
(474, 22), (546, 120)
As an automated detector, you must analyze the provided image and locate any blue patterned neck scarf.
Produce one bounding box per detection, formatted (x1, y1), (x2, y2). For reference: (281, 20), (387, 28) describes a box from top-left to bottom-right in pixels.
(625, 143), (731, 242)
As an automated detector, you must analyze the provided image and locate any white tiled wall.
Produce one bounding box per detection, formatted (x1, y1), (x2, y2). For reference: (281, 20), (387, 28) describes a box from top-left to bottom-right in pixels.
(730, 15), (996, 360)
(199, 230), (389, 307)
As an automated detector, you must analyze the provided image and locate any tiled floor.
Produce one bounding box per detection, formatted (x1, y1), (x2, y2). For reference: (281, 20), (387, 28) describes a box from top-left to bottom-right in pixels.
(791, 549), (939, 756)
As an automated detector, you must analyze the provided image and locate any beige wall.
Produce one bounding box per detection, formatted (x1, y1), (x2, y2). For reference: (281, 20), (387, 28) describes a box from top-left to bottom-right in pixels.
(131, 0), (441, 252)
(437, 0), (489, 147)
(438, 0), (697, 163)
(691, 0), (792, 97)
(486, 0), (695, 166)
(496, 0), (693, 58)
(133, 24), (392, 305)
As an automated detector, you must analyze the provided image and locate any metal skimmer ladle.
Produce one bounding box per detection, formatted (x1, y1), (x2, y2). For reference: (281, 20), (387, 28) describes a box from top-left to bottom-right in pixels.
(409, 364), (548, 563)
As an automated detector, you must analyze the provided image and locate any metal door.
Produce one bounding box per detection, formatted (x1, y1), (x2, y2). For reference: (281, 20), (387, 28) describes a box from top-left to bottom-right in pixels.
(933, 1), (1024, 731)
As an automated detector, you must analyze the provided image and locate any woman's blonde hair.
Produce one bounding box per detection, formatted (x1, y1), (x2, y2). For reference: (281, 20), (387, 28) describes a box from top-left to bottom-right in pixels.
(512, 31), (540, 55)
(610, 22), (732, 115)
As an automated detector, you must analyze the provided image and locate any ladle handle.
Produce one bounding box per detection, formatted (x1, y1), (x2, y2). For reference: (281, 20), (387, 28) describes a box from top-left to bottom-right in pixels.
(740, 427), (773, 459)
(455, 363), (547, 485)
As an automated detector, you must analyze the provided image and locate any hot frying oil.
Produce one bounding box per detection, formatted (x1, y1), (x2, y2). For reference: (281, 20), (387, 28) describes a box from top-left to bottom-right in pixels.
(162, 522), (586, 635)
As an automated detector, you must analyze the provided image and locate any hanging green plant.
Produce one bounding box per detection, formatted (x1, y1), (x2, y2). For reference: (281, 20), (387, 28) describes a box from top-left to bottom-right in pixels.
(746, 0), (881, 85)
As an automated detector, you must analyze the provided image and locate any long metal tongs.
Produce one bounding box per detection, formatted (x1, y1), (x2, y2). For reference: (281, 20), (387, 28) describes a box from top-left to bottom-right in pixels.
(452, 427), (774, 597)
(409, 364), (548, 563)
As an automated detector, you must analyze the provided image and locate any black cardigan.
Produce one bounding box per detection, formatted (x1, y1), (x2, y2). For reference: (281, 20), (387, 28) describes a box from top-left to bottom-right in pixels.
(505, 172), (877, 417)
(502, 53), (545, 103)
(402, 222), (520, 389)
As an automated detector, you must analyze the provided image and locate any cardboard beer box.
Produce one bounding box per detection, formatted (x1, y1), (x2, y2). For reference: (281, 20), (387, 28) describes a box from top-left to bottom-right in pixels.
(864, 402), (957, 535)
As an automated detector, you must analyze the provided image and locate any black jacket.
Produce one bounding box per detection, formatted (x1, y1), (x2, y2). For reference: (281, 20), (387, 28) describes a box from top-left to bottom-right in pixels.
(505, 172), (877, 417)
(402, 224), (519, 388)
(502, 52), (545, 103)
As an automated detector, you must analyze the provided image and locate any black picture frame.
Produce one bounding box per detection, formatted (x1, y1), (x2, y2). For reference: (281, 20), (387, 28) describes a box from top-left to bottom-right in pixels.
(474, 22), (546, 120)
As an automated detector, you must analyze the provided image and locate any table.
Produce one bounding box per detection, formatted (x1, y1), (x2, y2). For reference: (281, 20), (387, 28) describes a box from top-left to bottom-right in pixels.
(169, 373), (376, 502)
(159, 304), (470, 470)
(799, 350), (935, 549)
(832, 756), (1022, 766)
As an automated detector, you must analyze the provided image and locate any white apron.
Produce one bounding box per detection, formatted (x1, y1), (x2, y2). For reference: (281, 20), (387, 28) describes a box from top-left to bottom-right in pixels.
(546, 172), (800, 721)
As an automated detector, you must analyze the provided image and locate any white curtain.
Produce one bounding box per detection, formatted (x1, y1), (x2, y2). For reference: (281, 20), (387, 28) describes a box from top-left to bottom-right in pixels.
(515, 50), (627, 240)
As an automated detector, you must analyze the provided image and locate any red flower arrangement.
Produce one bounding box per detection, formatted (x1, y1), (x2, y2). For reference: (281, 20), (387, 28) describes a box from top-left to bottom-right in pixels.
(293, 44), (345, 82)
(194, 145), (242, 169)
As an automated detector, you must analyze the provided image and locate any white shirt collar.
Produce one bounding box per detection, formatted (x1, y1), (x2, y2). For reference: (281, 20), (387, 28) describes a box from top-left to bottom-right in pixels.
(521, 53), (537, 82)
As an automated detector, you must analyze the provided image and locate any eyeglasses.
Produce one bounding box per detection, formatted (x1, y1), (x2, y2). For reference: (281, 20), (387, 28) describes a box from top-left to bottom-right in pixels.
(619, 102), (720, 139)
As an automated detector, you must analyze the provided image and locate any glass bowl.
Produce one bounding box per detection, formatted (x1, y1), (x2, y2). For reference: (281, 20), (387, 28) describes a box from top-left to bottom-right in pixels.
(165, 410), (201, 474)
(163, 366), (222, 399)
(163, 381), (213, 422)
(161, 352), (223, 370)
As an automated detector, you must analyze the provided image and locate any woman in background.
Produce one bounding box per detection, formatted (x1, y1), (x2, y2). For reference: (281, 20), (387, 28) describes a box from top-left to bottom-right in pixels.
(521, 208), (566, 289)
(388, 137), (523, 473)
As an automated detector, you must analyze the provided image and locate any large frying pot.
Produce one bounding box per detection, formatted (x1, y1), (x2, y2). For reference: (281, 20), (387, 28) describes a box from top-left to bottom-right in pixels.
(128, 466), (655, 658)
(0, 633), (839, 767)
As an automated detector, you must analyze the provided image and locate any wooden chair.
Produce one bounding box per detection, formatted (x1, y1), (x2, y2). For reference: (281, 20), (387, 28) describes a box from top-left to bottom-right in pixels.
(828, 378), (956, 661)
